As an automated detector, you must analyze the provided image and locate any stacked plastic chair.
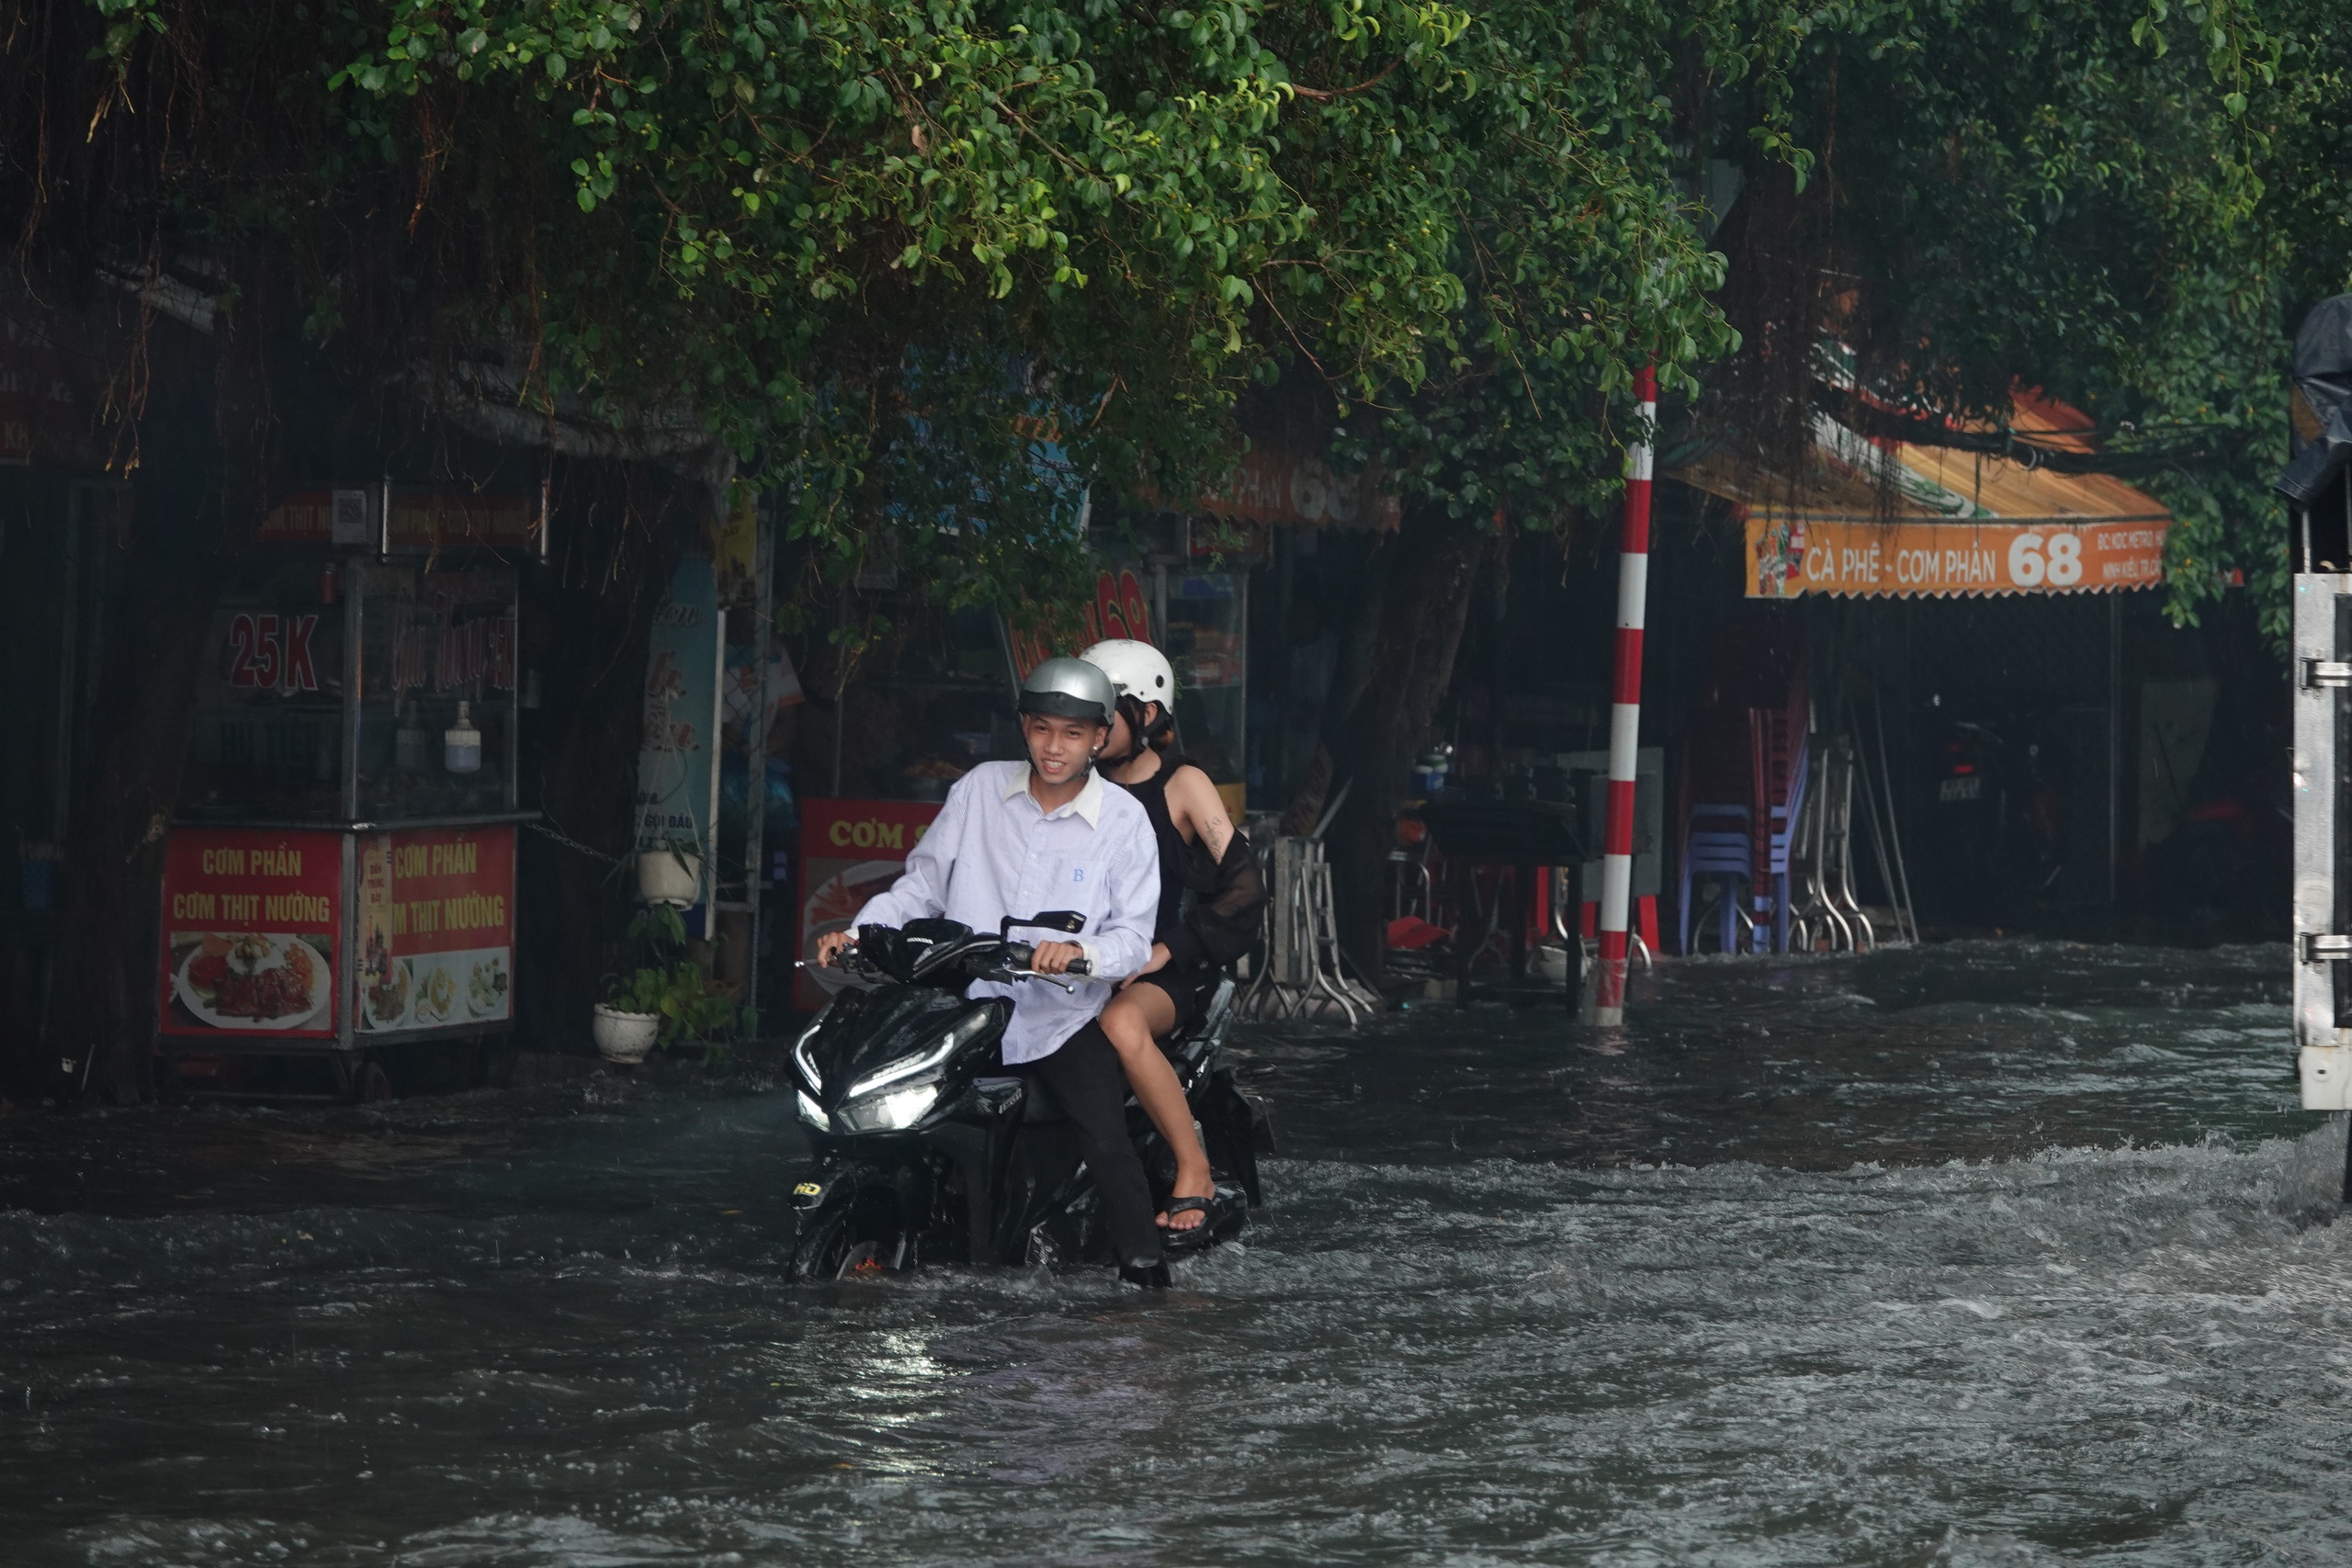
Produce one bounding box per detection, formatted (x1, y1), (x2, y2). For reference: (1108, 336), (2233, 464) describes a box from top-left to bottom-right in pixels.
(1676, 702), (1758, 953)
(1747, 699), (1810, 953)
(1679, 803), (1752, 954)
(1676, 617), (1811, 955)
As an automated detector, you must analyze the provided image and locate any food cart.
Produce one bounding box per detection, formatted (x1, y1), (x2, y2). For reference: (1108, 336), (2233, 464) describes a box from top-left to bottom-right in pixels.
(155, 486), (537, 1098)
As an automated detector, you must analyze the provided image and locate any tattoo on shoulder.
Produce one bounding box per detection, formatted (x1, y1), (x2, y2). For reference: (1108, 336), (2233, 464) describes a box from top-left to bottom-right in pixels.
(1171, 769), (1224, 826)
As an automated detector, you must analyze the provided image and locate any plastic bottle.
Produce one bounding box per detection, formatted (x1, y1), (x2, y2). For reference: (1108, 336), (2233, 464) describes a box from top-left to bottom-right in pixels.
(395, 702), (428, 771)
(445, 701), (482, 774)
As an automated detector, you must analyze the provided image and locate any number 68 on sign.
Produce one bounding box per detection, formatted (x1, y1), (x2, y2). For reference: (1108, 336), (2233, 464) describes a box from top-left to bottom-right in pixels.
(2007, 530), (2082, 587)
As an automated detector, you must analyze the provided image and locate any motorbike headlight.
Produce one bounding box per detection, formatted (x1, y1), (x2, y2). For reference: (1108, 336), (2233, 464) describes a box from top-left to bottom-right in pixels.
(845, 1008), (994, 1100)
(796, 1089), (828, 1129)
(792, 1010), (828, 1090)
(837, 1082), (939, 1134)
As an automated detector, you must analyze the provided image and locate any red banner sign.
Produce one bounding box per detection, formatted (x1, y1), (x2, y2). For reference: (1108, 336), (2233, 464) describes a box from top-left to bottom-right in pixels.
(158, 829), (344, 1039)
(1201, 443), (1400, 530)
(795, 798), (941, 1010)
(1006, 569), (1155, 683)
(356, 825), (516, 1034)
(0, 326), (97, 468)
(259, 490), (537, 550)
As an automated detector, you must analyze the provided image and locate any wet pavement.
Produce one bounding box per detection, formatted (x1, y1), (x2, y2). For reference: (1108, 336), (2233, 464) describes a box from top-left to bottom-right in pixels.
(3, 940), (2343, 1566)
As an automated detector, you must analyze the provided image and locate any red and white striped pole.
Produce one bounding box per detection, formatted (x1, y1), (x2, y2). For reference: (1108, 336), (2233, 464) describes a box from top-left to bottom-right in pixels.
(1589, 365), (1656, 1026)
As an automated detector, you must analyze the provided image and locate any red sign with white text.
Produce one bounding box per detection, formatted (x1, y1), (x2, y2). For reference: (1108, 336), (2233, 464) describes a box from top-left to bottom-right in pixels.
(795, 798), (941, 1010)
(158, 829), (343, 1038)
(260, 489), (536, 550)
(356, 825), (515, 1033)
(1005, 569), (1155, 683)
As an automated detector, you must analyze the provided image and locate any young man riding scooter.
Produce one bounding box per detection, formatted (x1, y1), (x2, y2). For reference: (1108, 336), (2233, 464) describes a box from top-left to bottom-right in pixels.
(811, 658), (1170, 1283)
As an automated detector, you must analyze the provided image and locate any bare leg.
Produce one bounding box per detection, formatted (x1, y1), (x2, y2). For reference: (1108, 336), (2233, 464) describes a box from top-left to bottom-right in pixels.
(1098, 984), (1216, 1229)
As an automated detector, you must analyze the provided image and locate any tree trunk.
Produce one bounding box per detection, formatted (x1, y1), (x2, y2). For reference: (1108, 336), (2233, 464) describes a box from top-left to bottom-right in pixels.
(1327, 504), (1498, 984)
(513, 464), (691, 1051)
(55, 287), (274, 1102)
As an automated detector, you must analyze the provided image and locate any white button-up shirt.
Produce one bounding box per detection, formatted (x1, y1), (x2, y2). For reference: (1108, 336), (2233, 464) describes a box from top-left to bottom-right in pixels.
(850, 761), (1159, 1064)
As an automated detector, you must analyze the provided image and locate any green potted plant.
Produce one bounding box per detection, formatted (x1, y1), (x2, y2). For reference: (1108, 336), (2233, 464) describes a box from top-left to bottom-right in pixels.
(635, 834), (705, 908)
(594, 906), (752, 1067)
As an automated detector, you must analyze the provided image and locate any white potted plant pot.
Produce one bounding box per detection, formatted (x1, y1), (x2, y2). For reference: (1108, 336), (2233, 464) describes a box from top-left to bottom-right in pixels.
(593, 1004), (661, 1064)
(636, 846), (702, 908)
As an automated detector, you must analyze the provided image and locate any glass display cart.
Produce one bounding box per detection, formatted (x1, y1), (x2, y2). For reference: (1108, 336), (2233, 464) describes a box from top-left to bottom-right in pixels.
(1159, 567), (1250, 794)
(155, 487), (537, 1096)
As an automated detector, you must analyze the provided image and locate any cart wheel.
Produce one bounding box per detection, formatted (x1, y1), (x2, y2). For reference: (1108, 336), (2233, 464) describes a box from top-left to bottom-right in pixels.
(353, 1060), (394, 1103)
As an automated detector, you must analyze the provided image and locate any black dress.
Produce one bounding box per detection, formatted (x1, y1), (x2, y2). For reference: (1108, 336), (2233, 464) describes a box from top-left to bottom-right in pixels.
(1114, 755), (1266, 1025)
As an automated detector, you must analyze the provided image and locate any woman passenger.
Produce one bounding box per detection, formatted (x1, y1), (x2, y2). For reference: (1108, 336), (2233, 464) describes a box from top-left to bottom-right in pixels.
(1078, 639), (1267, 1234)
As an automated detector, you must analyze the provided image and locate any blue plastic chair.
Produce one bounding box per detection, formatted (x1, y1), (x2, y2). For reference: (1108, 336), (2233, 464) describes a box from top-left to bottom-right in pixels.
(1680, 804), (1752, 954)
(1754, 734), (1809, 952)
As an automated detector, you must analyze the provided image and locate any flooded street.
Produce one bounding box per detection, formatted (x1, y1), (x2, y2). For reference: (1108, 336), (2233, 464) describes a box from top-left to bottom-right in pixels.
(5, 941), (2344, 1567)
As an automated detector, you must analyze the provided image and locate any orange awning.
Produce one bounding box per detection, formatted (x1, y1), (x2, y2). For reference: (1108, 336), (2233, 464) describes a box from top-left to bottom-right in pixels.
(1670, 389), (2171, 598)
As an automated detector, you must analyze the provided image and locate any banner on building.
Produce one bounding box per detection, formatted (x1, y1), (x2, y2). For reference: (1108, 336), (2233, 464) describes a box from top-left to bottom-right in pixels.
(260, 488), (537, 551)
(794, 798), (942, 1010)
(1746, 515), (2168, 599)
(1202, 443), (1400, 531)
(1004, 568), (1156, 683)
(158, 829), (344, 1040)
(356, 826), (516, 1034)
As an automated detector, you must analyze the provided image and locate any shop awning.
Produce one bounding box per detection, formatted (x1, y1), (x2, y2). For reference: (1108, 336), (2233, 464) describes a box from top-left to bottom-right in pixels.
(1199, 431), (1401, 531)
(1670, 389), (2171, 598)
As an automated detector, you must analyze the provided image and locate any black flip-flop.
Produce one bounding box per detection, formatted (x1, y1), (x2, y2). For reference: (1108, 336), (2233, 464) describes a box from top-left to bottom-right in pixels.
(1158, 1195), (1214, 1233)
(1158, 1193), (1229, 1256)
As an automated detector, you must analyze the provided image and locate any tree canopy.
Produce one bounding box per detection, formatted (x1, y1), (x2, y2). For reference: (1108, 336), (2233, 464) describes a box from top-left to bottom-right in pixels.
(24, 0), (1780, 623)
(16, 0), (2339, 637)
(1695, 0), (2346, 642)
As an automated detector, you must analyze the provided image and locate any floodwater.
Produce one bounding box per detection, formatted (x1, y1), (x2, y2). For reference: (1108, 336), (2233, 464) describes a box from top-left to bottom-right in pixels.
(4, 941), (2345, 1566)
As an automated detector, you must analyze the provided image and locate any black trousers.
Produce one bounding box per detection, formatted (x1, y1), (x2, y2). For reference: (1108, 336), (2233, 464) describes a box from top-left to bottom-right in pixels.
(1027, 1021), (1163, 1269)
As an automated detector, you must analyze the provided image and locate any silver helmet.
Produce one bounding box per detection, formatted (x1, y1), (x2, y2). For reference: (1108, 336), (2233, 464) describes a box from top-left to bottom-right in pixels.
(1018, 657), (1117, 728)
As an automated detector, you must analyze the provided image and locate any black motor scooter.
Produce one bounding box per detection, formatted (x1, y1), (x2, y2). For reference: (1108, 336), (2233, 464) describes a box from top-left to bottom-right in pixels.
(786, 918), (1270, 1280)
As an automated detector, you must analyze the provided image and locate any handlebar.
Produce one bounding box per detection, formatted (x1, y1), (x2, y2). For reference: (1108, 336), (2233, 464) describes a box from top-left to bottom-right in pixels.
(810, 936), (1096, 984)
(1001, 941), (1092, 981)
(1006, 949), (1086, 973)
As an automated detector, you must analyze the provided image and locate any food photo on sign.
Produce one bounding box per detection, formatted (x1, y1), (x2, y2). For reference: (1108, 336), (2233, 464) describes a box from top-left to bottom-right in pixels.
(167, 932), (334, 1032)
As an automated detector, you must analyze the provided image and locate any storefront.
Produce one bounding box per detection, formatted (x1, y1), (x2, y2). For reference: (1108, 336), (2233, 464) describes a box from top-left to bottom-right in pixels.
(1667, 387), (2183, 931)
(156, 487), (537, 1095)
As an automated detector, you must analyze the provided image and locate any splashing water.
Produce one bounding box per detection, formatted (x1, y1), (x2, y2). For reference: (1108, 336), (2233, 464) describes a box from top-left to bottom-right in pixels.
(2, 941), (2340, 1565)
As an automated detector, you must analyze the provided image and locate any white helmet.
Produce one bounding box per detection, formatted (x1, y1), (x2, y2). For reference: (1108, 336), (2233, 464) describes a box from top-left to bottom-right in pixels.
(1079, 638), (1176, 707)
